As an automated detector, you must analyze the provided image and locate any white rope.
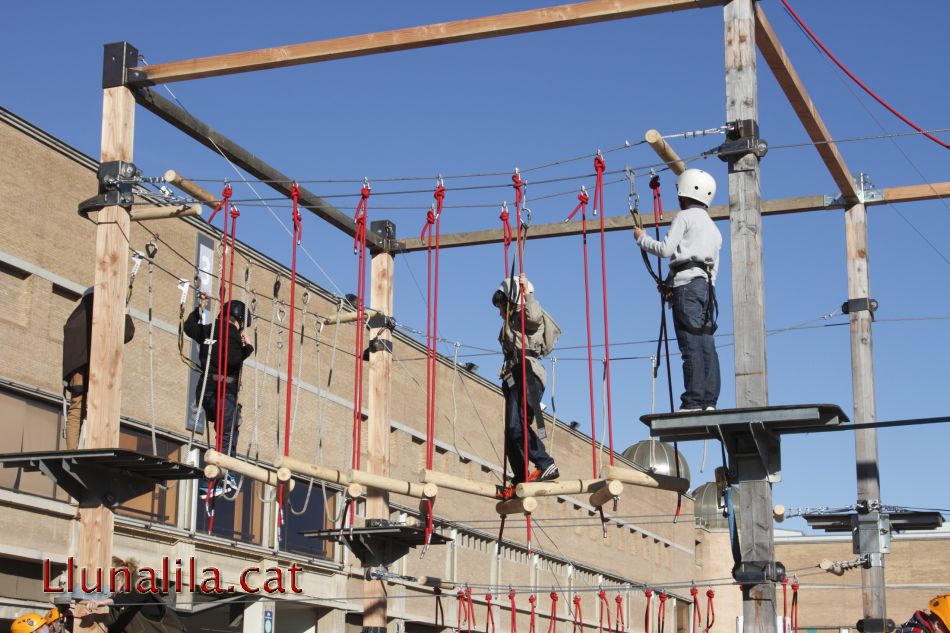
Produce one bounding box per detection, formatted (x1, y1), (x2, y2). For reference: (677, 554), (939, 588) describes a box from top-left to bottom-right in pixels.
(548, 357), (559, 459)
(289, 291), (310, 441)
(145, 244), (158, 456)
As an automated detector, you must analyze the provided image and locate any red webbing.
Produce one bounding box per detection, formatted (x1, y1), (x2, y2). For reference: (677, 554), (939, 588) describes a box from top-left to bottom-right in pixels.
(529, 594), (538, 633)
(614, 595), (625, 633)
(547, 592), (559, 633)
(644, 590), (653, 633)
(598, 591), (612, 633)
(351, 183), (370, 482)
(572, 595), (583, 633)
(509, 590), (518, 633)
(486, 593), (496, 633)
(791, 582), (799, 633)
(705, 590), (715, 633)
(690, 587), (700, 633)
(657, 594), (668, 633)
(592, 155), (615, 464)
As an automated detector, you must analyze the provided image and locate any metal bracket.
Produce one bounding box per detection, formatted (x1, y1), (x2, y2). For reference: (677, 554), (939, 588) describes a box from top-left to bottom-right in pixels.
(856, 618), (896, 633)
(824, 172), (884, 206)
(367, 313), (397, 331)
(370, 219), (405, 254)
(852, 510), (891, 559)
(841, 297), (878, 320)
(367, 337), (394, 355)
(78, 160), (140, 217)
(715, 119), (768, 163)
(102, 42), (148, 88)
(732, 560), (787, 585)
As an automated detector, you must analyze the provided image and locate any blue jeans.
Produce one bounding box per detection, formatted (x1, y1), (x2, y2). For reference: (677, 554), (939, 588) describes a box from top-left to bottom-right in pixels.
(671, 278), (720, 410)
(502, 363), (554, 484)
(201, 390), (241, 457)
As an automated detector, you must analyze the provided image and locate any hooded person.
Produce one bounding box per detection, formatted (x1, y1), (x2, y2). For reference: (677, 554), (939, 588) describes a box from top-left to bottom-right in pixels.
(633, 168), (722, 412)
(62, 288), (136, 450)
(493, 272), (559, 496)
(183, 292), (254, 490)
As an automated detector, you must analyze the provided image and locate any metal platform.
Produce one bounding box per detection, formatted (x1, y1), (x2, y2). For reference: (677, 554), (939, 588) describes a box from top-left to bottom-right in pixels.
(641, 404), (849, 442)
(303, 519), (451, 567)
(805, 511), (944, 533)
(0, 449), (203, 507)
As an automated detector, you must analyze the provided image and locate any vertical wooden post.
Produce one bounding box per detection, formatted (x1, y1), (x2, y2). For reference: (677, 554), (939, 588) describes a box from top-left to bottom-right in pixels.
(363, 223), (395, 633)
(78, 43), (136, 632)
(725, 2), (775, 632)
(845, 199), (887, 624)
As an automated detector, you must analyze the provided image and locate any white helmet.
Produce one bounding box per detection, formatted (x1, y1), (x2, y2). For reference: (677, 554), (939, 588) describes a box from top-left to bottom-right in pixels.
(676, 168), (716, 207)
(493, 276), (534, 307)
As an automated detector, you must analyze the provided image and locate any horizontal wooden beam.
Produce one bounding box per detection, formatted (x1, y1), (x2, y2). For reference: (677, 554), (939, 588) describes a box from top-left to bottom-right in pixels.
(602, 465), (690, 493)
(420, 468), (499, 498)
(132, 0), (722, 85)
(133, 88), (383, 249)
(589, 479), (624, 508)
(754, 5), (858, 200)
(347, 469), (438, 499)
(399, 181), (950, 252)
(645, 129), (687, 175)
(130, 204), (201, 222)
(204, 449), (291, 489)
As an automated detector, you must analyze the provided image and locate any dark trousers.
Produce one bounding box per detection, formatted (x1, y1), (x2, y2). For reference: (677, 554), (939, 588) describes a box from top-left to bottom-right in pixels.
(502, 363), (554, 484)
(671, 277), (720, 410)
(201, 389), (241, 457)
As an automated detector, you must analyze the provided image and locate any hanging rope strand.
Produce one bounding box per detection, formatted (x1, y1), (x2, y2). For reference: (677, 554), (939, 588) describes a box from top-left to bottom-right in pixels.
(501, 202), (513, 276)
(547, 592), (559, 633)
(644, 590), (653, 633)
(704, 590), (715, 633)
(513, 169), (533, 551)
(592, 154), (615, 465)
(614, 594), (625, 633)
(598, 590), (612, 633)
(351, 181), (371, 476)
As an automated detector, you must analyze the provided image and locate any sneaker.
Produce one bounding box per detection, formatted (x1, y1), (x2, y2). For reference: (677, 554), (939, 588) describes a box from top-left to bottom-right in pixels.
(677, 408), (702, 413)
(704, 406), (716, 412)
(495, 485), (515, 501)
(525, 469), (542, 483)
(199, 481), (226, 499)
(538, 464), (560, 482)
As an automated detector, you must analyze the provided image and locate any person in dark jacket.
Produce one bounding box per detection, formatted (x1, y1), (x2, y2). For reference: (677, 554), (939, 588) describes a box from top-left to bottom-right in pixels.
(62, 289), (135, 450)
(183, 293), (253, 464)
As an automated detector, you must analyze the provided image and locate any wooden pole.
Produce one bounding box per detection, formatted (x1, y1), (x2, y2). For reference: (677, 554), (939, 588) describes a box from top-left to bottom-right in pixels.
(644, 130), (687, 175)
(601, 465), (691, 493)
(79, 79), (135, 631)
(725, 2), (775, 633)
(845, 198), (887, 625)
(363, 239), (395, 632)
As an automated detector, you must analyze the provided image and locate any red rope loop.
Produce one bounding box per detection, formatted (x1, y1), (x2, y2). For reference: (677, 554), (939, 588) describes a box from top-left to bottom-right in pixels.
(486, 593), (496, 633)
(657, 594), (668, 633)
(510, 590), (519, 633)
(547, 593), (559, 633)
(207, 183), (232, 224)
(500, 204), (513, 274)
(614, 595), (624, 633)
(790, 582), (799, 633)
(781, 578), (789, 633)
(644, 590), (653, 633)
(467, 588), (478, 631)
(290, 184), (302, 242)
(350, 183), (370, 483)
(458, 590), (467, 633)
(572, 596), (584, 633)
(592, 153), (615, 465)
(690, 587), (700, 633)
(566, 189), (590, 221)
(512, 171), (524, 211)
(598, 591), (611, 633)
(528, 594), (537, 633)
(704, 590), (715, 633)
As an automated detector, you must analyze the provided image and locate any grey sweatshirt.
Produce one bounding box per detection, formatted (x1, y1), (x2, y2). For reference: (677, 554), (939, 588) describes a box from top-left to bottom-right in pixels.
(498, 293), (547, 387)
(636, 205), (722, 287)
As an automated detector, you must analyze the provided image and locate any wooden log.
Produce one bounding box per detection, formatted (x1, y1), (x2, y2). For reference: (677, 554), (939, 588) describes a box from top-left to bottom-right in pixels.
(163, 169), (219, 206)
(204, 449), (292, 489)
(496, 496), (538, 516)
(645, 129), (687, 175)
(418, 576), (456, 590)
(276, 455), (349, 485)
(420, 468), (499, 498)
(325, 306), (385, 325)
(133, 0), (721, 84)
(204, 464), (220, 480)
(347, 469), (437, 499)
(589, 480), (624, 508)
(773, 503), (786, 522)
(515, 478), (603, 498)
(131, 204), (201, 222)
(347, 483), (367, 499)
(601, 465), (690, 494)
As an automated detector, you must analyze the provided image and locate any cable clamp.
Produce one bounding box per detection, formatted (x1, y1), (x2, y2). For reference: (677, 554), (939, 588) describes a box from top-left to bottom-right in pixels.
(841, 297), (878, 320)
(78, 160), (140, 216)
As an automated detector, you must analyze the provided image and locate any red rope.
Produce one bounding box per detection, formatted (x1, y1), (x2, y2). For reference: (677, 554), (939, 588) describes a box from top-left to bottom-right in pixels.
(566, 188), (599, 478)
(468, 588), (478, 632)
(780, 0), (949, 150)
(598, 591), (611, 633)
(501, 203), (513, 276)
(528, 595), (537, 633)
(704, 590), (716, 633)
(657, 594), (668, 633)
(781, 578), (789, 633)
(458, 590), (467, 633)
(277, 184), (303, 522)
(790, 582), (799, 633)
(690, 587), (701, 633)
(486, 593), (496, 633)
(512, 170), (532, 550)
(547, 593), (559, 633)
(614, 595), (624, 633)
(572, 595), (583, 633)
(351, 183), (370, 513)
(644, 590), (653, 633)
(592, 155), (615, 465)
(510, 590), (519, 633)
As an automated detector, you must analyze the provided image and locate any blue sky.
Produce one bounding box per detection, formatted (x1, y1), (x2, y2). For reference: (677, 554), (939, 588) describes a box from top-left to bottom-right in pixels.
(3, 1), (948, 532)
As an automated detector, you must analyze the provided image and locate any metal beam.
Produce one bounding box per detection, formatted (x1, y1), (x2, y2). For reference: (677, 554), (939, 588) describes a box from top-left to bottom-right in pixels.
(131, 0), (723, 85)
(132, 88), (382, 249)
(396, 181), (950, 252)
(754, 5), (858, 200)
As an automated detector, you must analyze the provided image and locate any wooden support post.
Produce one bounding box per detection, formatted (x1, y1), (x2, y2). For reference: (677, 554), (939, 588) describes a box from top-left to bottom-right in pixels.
(420, 468), (500, 499)
(845, 199), (887, 625)
(601, 465), (691, 494)
(203, 449), (291, 489)
(364, 234), (395, 632)
(644, 130), (687, 175)
(588, 479), (624, 508)
(725, 3), (774, 633)
(78, 45), (137, 633)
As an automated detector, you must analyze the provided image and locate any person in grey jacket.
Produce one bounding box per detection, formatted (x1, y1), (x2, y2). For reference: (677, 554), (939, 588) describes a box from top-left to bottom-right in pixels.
(493, 273), (559, 493)
(634, 168), (722, 412)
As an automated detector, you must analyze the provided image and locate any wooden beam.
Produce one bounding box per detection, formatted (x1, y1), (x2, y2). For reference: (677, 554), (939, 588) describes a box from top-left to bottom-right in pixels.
(754, 5), (858, 200)
(132, 0), (722, 84)
(398, 181), (950, 252)
(589, 479), (624, 508)
(515, 478), (604, 498)
(420, 468), (499, 498)
(79, 83), (135, 633)
(601, 465), (691, 493)
(276, 456), (350, 485)
(347, 469), (437, 499)
(203, 449), (290, 489)
(133, 88), (384, 249)
(496, 496), (538, 516)
(645, 129), (687, 175)
(130, 204), (201, 222)
(164, 169), (218, 206)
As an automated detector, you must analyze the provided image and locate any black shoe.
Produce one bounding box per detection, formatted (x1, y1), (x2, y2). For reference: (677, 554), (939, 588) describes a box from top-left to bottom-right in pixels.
(538, 464), (559, 482)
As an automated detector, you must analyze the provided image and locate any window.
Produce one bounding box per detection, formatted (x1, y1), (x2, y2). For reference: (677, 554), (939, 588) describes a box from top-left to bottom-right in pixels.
(115, 426), (181, 526)
(195, 478), (264, 545)
(0, 387), (68, 502)
(279, 478), (334, 559)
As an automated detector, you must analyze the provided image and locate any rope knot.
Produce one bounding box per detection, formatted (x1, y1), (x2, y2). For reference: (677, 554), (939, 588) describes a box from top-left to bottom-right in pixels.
(229, 205), (240, 219)
(594, 155), (606, 173)
(578, 190), (590, 205)
(529, 595), (537, 606)
(360, 185), (371, 200)
(551, 592), (559, 603)
(499, 208), (509, 222)
(434, 183), (446, 203)
(649, 174), (661, 191)
(706, 590), (715, 599)
(690, 587), (698, 599)
(645, 590), (653, 599)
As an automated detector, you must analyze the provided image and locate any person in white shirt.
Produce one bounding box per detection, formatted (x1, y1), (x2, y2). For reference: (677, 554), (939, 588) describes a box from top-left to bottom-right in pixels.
(634, 168), (723, 412)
